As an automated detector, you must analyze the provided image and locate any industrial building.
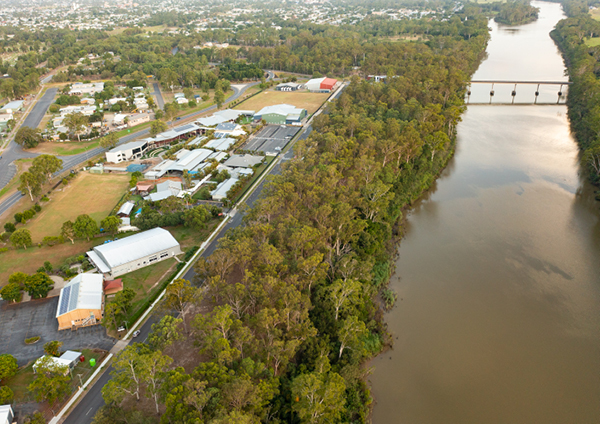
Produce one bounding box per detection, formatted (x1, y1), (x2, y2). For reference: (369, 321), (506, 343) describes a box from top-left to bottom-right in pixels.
(223, 154), (264, 168)
(211, 177), (239, 201)
(105, 140), (148, 163)
(145, 180), (183, 202)
(276, 82), (303, 91)
(305, 77), (337, 92)
(69, 82), (105, 96)
(56, 274), (104, 331)
(253, 104), (307, 125)
(141, 123), (202, 148)
(87, 228), (182, 277)
(0, 100), (24, 113)
(128, 113), (150, 127)
(144, 148), (213, 179)
(196, 109), (254, 127)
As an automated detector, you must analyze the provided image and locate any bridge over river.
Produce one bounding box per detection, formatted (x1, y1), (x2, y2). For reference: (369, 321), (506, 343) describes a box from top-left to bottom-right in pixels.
(466, 80), (571, 105)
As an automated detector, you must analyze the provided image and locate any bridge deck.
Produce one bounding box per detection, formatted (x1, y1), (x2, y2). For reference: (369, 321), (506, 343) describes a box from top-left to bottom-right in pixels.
(470, 80), (571, 85)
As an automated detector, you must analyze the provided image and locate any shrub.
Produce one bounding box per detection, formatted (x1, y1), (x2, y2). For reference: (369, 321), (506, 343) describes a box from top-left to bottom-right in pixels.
(24, 336), (40, 344)
(0, 247), (8, 253)
(13, 212), (23, 223)
(49, 104), (59, 113)
(3, 222), (16, 233)
(33, 204), (42, 212)
(42, 236), (64, 247)
(59, 132), (68, 140)
(41, 195), (49, 202)
(22, 209), (35, 221)
(0, 233), (9, 242)
(0, 386), (13, 404)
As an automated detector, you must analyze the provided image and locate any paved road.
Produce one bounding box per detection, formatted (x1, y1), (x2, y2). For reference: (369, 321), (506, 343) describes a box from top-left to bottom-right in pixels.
(151, 83), (165, 110)
(21, 87), (57, 129)
(0, 83), (256, 218)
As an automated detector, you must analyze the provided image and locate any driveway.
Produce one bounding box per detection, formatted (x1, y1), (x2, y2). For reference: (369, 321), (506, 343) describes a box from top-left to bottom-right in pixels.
(0, 297), (116, 366)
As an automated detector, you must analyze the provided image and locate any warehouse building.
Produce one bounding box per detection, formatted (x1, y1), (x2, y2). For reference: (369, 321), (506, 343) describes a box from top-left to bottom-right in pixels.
(0, 100), (24, 113)
(253, 104), (307, 125)
(105, 140), (148, 163)
(56, 274), (104, 331)
(211, 177), (239, 201)
(276, 82), (303, 91)
(0, 405), (14, 424)
(69, 82), (105, 96)
(87, 228), (182, 277)
(305, 77), (337, 92)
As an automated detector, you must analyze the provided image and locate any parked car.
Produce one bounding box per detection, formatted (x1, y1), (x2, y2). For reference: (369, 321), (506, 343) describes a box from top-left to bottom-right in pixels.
(133, 330), (141, 337)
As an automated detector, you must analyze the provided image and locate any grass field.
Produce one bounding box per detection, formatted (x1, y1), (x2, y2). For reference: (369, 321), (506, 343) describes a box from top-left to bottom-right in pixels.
(234, 90), (330, 114)
(22, 172), (129, 242)
(120, 258), (177, 306)
(591, 7), (600, 20)
(585, 37), (600, 47)
(31, 139), (101, 156)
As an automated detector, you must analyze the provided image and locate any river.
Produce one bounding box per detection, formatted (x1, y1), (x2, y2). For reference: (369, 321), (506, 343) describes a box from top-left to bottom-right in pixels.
(369, 2), (600, 423)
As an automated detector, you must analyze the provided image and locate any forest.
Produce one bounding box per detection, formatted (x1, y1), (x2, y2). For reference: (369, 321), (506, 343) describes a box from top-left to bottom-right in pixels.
(91, 6), (491, 424)
(493, 0), (540, 25)
(551, 0), (600, 187)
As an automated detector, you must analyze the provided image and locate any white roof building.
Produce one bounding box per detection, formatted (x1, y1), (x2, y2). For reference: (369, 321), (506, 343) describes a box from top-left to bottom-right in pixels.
(69, 82), (104, 95)
(0, 100), (23, 113)
(87, 228), (182, 277)
(60, 105), (96, 117)
(116, 201), (135, 217)
(211, 177), (239, 201)
(55, 273), (104, 330)
(0, 405), (13, 424)
(224, 154), (264, 168)
(33, 351), (82, 374)
(204, 137), (236, 151)
(105, 140), (148, 163)
(196, 109), (254, 126)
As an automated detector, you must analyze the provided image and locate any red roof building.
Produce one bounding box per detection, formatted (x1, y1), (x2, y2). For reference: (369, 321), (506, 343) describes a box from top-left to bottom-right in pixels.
(320, 78), (337, 91)
(103, 279), (124, 295)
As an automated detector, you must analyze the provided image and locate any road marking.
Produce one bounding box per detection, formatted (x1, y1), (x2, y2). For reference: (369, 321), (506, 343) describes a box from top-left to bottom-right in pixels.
(86, 407), (93, 416)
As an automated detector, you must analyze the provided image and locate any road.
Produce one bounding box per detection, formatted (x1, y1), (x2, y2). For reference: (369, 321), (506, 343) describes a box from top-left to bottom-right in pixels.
(0, 83), (257, 218)
(63, 123), (313, 424)
(21, 87), (57, 129)
(151, 83), (164, 110)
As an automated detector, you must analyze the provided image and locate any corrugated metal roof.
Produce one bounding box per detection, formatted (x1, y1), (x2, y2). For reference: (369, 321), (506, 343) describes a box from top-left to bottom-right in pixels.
(56, 274), (103, 317)
(255, 104), (305, 117)
(109, 140), (147, 153)
(117, 201), (135, 216)
(92, 228), (180, 268)
(87, 251), (111, 273)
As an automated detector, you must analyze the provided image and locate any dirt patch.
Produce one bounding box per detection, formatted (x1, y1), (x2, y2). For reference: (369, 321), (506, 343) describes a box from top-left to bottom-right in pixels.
(234, 89), (330, 114)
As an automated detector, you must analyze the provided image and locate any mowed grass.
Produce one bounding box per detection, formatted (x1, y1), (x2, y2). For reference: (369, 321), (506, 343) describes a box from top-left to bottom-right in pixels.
(0, 238), (102, 284)
(234, 90), (330, 114)
(119, 258), (177, 305)
(23, 172), (129, 242)
(591, 8), (600, 21)
(585, 37), (600, 47)
(31, 139), (101, 156)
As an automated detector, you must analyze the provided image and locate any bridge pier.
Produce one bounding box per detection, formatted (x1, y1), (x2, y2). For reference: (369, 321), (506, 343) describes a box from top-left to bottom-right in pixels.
(467, 80), (571, 105)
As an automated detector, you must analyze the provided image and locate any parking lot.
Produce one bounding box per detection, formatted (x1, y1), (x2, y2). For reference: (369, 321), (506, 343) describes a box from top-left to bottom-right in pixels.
(243, 125), (300, 155)
(0, 297), (115, 366)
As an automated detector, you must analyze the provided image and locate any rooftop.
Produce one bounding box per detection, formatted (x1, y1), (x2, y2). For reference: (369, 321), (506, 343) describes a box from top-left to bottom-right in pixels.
(56, 273), (104, 317)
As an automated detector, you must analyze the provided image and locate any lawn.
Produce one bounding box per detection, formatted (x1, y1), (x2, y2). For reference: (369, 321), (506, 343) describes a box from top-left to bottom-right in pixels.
(31, 139), (101, 156)
(585, 37), (600, 47)
(591, 7), (600, 20)
(22, 172), (130, 242)
(169, 219), (223, 251)
(234, 90), (330, 114)
(0, 236), (109, 283)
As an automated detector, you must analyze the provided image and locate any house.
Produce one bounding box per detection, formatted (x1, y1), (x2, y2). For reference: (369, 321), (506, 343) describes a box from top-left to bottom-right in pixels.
(103, 278), (123, 295)
(224, 154), (263, 168)
(69, 82), (104, 95)
(56, 274), (104, 331)
(176, 97), (188, 105)
(116, 201), (135, 217)
(80, 97), (96, 105)
(211, 177), (239, 200)
(145, 180), (183, 201)
(113, 113), (128, 125)
(253, 104), (307, 125)
(0, 100), (24, 113)
(105, 140), (148, 163)
(367, 75), (387, 83)
(0, 113), (12, 128)
(174, 93), (185, 99)
(305, 77), (337, 92)
(33, 351), (82, 373)
(60, 105), (96, 117)
(0, 405), (13, 424)
(128, 113), (150, 127)
(87, 228), (182, 277)
(276, 82), (302, 91)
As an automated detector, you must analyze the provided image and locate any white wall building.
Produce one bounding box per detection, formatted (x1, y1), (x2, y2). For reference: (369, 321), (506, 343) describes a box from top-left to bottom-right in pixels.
(69, 82), (104, 96)
(0, 405), (14, 424)
(105, 140), (148, 163)
(87, 228), (182, 277)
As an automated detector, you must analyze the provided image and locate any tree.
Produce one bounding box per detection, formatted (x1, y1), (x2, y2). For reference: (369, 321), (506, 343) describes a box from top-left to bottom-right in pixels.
(44, 340), (63, 357)
(0, 354), (18, 381)
(150, 119), (168, 136)
(63, 112), (89, 141)
(4, 222), (16, 233)
(18, 171), (42, 201)
(28, 355), (71, 404)
(102, 345), (144, 403)
(182, 170), (192, 189)
(100, 132), (119, 149)
(101, 215), (121, 236)
(24, 272), (54, 299)
(0, 282), (22, 303)
(183, 206), (211, 230)
(291, 371), (346, 424)
(327, 279), (361, 321)
(147, 315), (183, 351)
(141, 350), (173, 414)
(8, 271), (28, 286)
(73, 214), (99, 241)
(214, 88), (225, 109)
(14, 127), (43, 148)
(0, 386), (13, 404)
(164, 103), (178, 125)
(31, 154), (63, 183)
(23, 412), (45, 424)
(163, 279), (199, 333)
(61, 220), (76, 244)
(337, 315), (368, 359)
(10, 228), (32, 249)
